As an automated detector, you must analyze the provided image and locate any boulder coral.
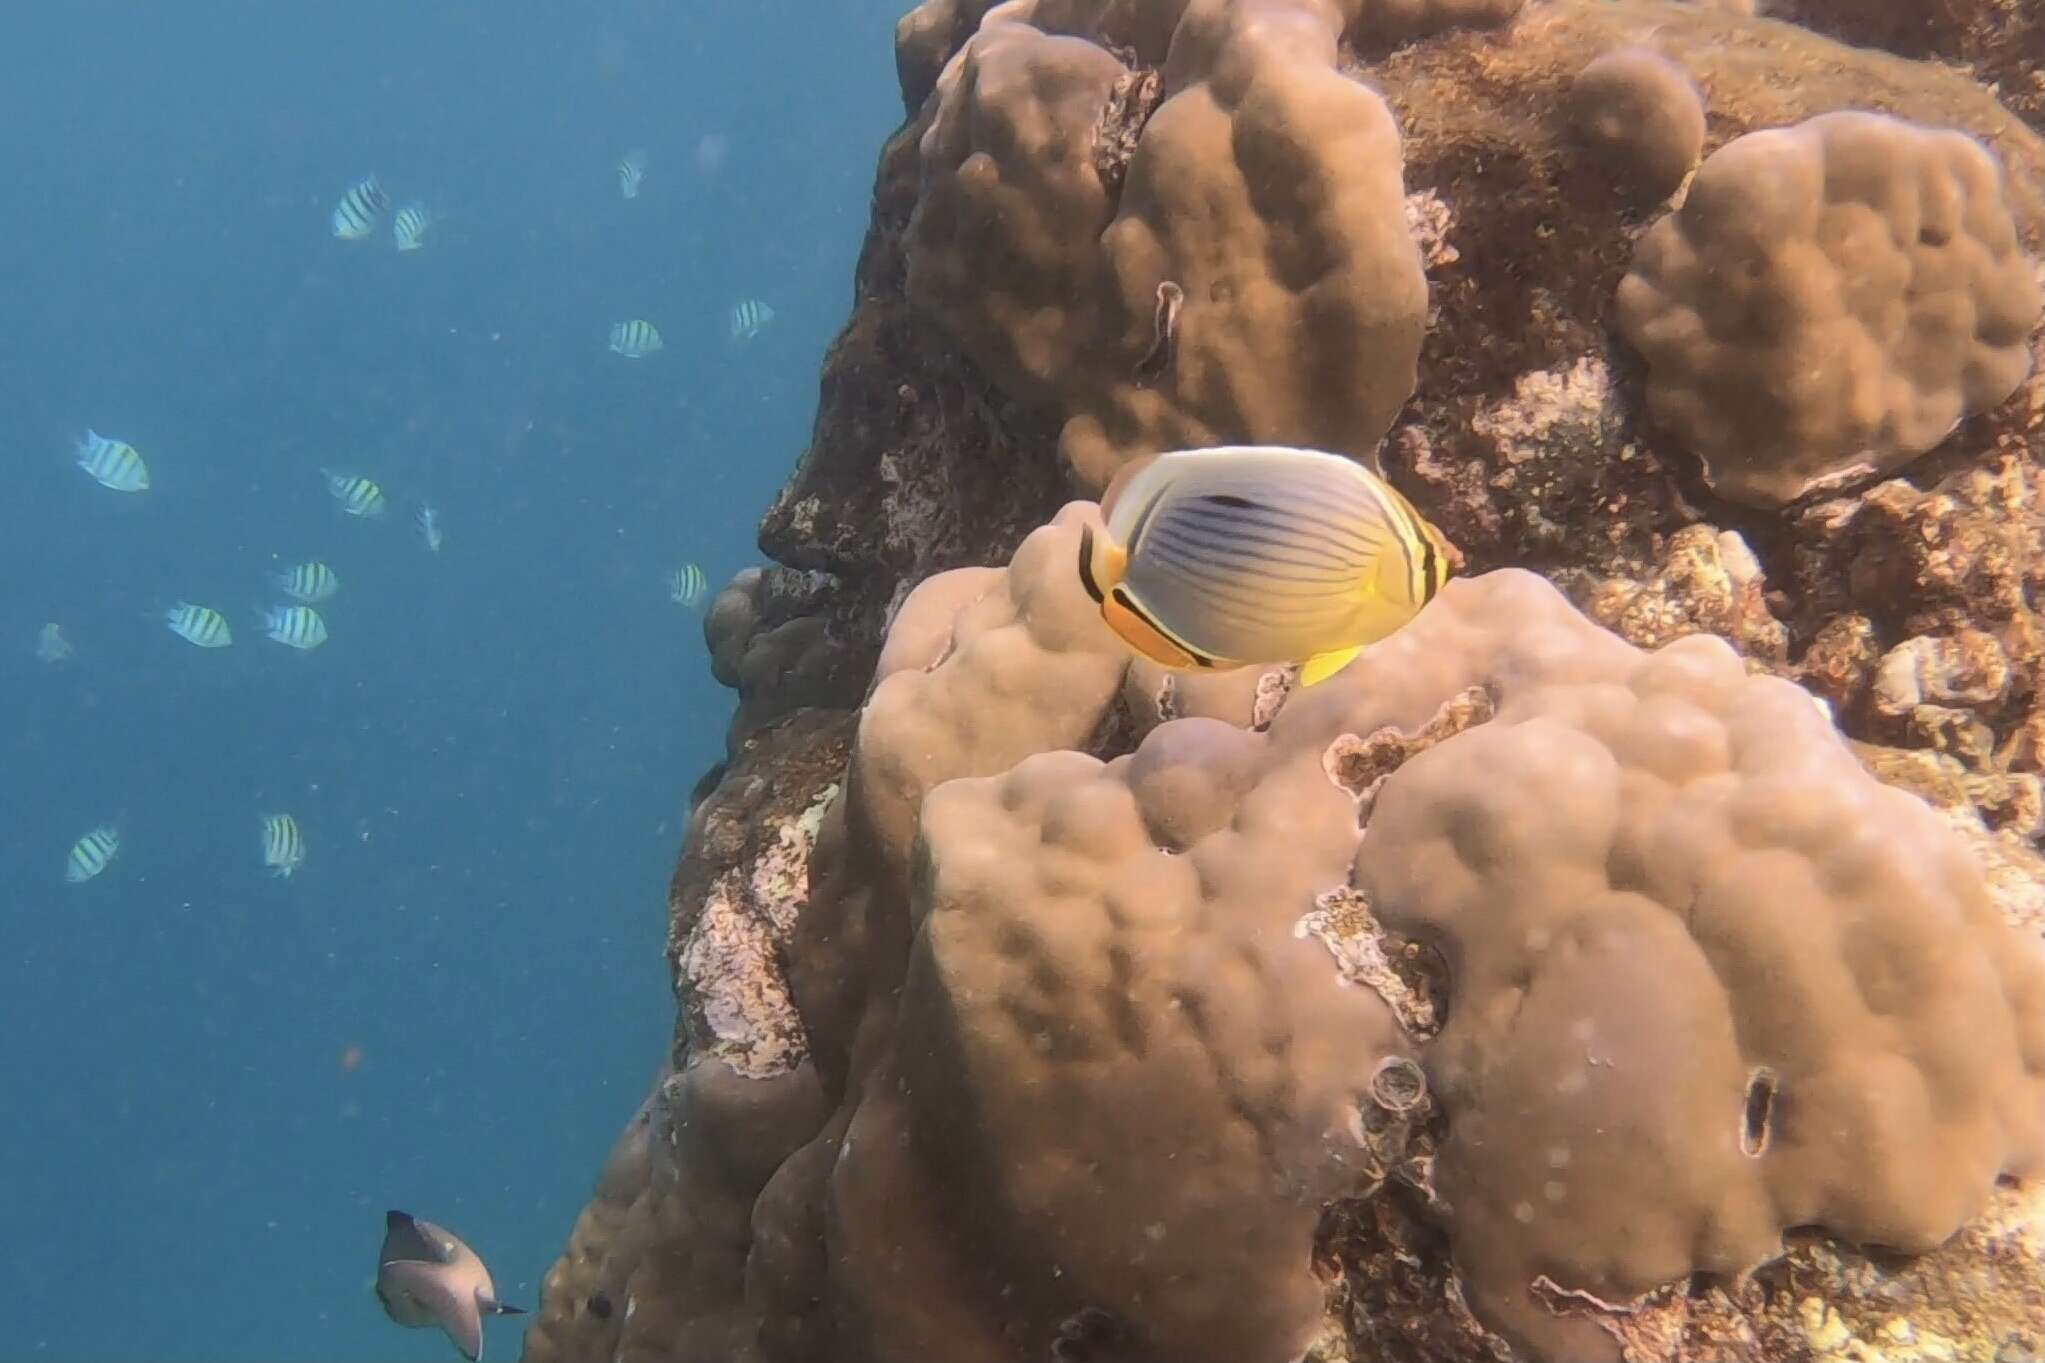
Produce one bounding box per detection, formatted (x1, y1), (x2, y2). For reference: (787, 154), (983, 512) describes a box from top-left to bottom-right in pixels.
(1565, 46), (1706, 203)
(1616, 110), (2041, 508)
(903, 0), (1438, 492)
(523, 2), (2045, 1361)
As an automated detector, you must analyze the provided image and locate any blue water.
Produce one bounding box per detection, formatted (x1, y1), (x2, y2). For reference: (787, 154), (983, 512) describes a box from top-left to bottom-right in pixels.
(1, 3), (901, 1357)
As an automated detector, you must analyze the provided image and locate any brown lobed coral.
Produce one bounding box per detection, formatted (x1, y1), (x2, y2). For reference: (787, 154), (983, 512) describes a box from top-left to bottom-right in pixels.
(1615, 109), (2041, 509)
(902, 0), (1438, 493)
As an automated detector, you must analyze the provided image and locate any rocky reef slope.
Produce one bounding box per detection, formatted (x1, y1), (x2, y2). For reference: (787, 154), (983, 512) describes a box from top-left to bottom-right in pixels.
(522, 3), (2045, 1360)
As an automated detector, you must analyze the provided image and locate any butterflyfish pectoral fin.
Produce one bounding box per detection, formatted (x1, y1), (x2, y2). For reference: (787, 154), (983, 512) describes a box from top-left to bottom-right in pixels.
(1299, 645), (1364, 687)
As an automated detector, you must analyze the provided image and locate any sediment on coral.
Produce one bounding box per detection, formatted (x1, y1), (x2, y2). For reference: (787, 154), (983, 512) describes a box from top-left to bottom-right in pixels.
(527, 2), (2045, 1361)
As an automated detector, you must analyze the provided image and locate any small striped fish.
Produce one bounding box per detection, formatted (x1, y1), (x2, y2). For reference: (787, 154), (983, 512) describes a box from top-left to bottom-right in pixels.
(66, 825), (119, 884)
(332, 175), (390, 240)
(261, 812), (305, 877)
(261, 604), (329, 650)
(618, 150), (647, 199)
(392, 202), (437, 251)
(1078, 445), (1456, 686)
(415, 504), (443, 552)
(273, 561), (340, 603)
(167, 602), (233, 648)
(728, 298), (774, 341)
(669, 563), (708, 608)
(75, 429), (149, 492)
(322, 468), (388, 517)
(609, 319), (663, 358)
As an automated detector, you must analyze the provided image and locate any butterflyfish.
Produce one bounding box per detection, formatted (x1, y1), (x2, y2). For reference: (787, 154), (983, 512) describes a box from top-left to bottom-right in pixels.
(1076, 445), (1454, 686)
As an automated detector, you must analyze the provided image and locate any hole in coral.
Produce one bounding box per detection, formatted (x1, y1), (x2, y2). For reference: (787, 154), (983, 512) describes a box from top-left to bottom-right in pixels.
(587, 1291), (613, 1320)
(1370, 1055), (1429, 1113)
(1741, 1067), (1777, 1157)
(1918, 225), (1948, 247)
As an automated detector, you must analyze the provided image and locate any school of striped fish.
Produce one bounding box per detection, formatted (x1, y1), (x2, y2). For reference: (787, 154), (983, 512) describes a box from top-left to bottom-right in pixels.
(47, 144), (760, 896)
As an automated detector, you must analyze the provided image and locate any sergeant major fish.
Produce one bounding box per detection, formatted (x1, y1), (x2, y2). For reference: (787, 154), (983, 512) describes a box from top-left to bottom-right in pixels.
(332, 176), (391, 240)
(1076, 445), (1455, 686)
(75, 430), (149, 492)
(668, 562), (707, 608)
(609, 319), (663, 358)
(393, 202), (439, 252)
(166, 602), (232, 648)
(727, 298), (774, 341)
(66, 825), (119, 884)
(261, 812), (305, 877)
(375, 1210), (525, 1362)
(261, 604), (328, 650)
(322, 469), (388, 517)
(272, 561), (340, 603)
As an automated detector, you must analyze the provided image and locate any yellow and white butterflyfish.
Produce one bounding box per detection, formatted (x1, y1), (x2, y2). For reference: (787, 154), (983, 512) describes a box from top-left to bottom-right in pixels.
(166, 602), (233, 648)
(609, 319), (663, 358)
(1076, 445), (1456, 687)
(75, 429), (149, 492)
(332, 175), (391, 240)
(66, 825), (120, 883)
(618, 150), (647, 199)
(261, 604), (328, 650)
(272, 561), (340, 603)
(392, 201), (439, 251)
(261, 812), (305, 877)
(322, 468), (388, 517)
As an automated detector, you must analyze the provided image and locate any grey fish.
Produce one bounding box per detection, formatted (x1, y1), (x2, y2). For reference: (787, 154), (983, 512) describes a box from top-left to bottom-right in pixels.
(375, 1210), (524, 1361)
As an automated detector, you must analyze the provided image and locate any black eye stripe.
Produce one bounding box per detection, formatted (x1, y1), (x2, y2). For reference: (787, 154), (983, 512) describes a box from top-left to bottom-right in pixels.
(1077, 527), (1105, 605)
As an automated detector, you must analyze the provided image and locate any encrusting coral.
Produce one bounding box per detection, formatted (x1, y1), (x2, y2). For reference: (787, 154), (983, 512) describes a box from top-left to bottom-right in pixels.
(523, 1), (2045, 1361)
(1615, 110), (2041, 509)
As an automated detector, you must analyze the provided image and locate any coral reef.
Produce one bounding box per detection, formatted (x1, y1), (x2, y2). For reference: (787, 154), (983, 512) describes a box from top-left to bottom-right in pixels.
(525, 2), (2045, 1362)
